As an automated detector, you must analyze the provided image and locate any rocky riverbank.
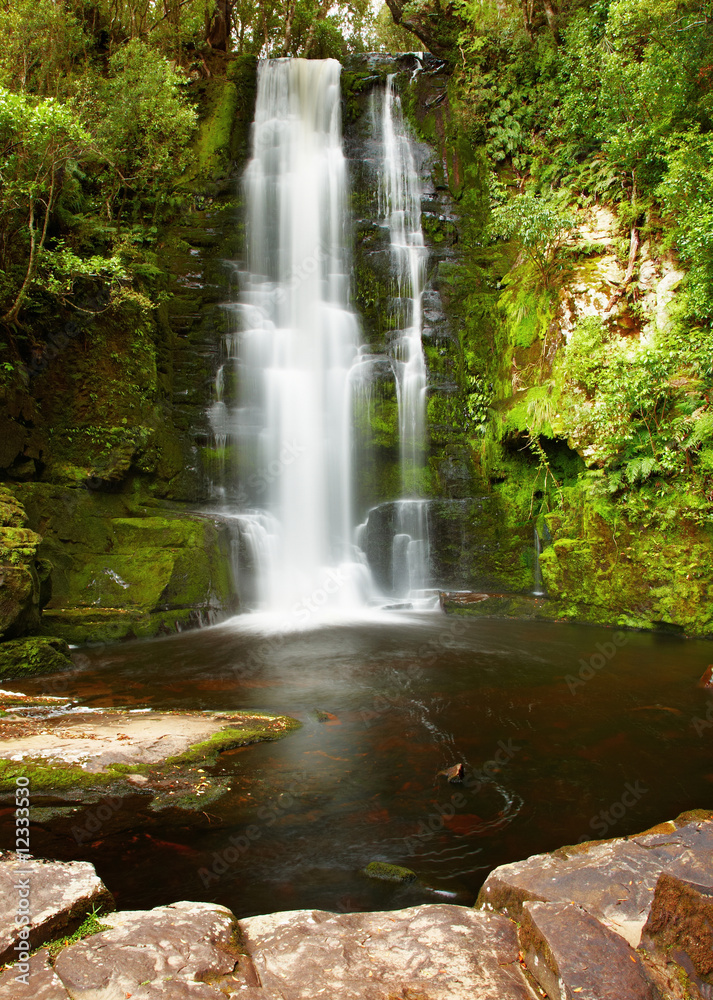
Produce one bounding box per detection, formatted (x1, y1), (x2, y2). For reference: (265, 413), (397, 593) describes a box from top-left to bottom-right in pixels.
(0, 703), (301, 811)
(0, 810), (710, 998)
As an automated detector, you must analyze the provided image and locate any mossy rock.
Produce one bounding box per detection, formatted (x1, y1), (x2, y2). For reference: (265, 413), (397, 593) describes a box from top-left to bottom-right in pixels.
(363, 861), (417, 883)
(0, 636), (73, 680)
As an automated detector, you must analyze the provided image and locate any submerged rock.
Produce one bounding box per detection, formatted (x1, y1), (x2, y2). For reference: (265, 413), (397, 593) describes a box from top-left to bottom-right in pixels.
(363, 861), (417, 883)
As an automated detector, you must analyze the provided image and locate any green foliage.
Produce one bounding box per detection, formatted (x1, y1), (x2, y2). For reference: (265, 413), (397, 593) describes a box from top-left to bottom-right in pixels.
(492, 192), (577, 287)
(80, 40), (197, 209)
(657, 131), (713, 320)
(46, 907), (112, 960)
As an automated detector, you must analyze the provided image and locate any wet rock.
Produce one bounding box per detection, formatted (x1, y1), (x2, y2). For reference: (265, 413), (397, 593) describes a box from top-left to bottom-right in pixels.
(0, 636), (73, 680)
(0, 855), (113, 964)
(438, 762), (464, 782)
(10, 483), (238, 644)
(239, 903), (536, 999)
(641, 873), (713, 991)
(53, 901), (244, 999)
(0, 487), (43, 639)
(363, 861), (417, 882)
(698, 665), (713, 688)
(477, 810), (713, 947)
(519, 900), (658, 1000)
(0, 948), (70, 999)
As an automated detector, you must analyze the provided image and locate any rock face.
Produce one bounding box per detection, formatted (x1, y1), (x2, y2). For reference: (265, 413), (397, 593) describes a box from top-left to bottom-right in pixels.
(477, 810), (713, 947)
(641, 873), (713, 994)
(0, 487), (46, 640)
(0, 636), (73, 680)
(519, 900), (658, 1000)
(0, 949), (71, 999)
(239, 904), (535, 999)
(12, 483), (238, 643)
(0, 856), (113, 964)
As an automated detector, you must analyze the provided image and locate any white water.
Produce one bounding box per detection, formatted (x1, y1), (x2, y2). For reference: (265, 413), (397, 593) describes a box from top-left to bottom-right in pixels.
(380, 75), (428, 489)
(231, 58), (376, 616)
(207, 59), (434, 619)
(378, 75), (431, 597)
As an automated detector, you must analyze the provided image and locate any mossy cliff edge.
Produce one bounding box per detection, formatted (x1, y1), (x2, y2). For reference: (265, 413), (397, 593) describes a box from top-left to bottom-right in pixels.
(0, 57), (257, 648)
(345, 52), (713, 636)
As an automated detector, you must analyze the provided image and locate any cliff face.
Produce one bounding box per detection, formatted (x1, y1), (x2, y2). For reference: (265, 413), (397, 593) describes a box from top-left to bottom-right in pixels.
(0, 58), (257, 645)
(1, 50), (711, 646)
(378, 54), (713, 635)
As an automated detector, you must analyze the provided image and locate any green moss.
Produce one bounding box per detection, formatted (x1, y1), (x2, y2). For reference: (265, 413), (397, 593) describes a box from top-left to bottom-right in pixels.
(0, 712), (301, 793)
(363, 861), (417, 883)
(165, 716), (302, 766)
(0, 636), (73, 680)
(46, 909), (112, 960)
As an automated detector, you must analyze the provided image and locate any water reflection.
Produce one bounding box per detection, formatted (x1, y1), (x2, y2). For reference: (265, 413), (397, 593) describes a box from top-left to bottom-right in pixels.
(1, 614), (711, 918)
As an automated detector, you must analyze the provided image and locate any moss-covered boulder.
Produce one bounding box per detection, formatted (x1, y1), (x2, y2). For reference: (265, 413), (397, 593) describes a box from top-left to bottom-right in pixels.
(0, 636), (73, 679)
(0, 486), (45, 639)
(10, 483), (237, 644)
(363, 861), (417, 883)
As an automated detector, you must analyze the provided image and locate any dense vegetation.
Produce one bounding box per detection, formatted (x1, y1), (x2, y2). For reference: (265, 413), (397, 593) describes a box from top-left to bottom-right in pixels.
(0, 0), (380, 362)
(396, 0), (713, 534)
(1, 0), (713, 634)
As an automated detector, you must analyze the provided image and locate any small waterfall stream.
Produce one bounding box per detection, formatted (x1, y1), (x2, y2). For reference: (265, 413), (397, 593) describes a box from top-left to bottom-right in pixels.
(378, 74), (430, 599)
(207, 58), (433, 618)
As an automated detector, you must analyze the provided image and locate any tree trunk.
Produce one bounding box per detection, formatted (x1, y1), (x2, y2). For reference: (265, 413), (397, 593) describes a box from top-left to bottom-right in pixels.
(206, 0), (232, 50)
(282, 0), (297, 56)
(3, 170), (56, 326)
(302, 0), (332, 57)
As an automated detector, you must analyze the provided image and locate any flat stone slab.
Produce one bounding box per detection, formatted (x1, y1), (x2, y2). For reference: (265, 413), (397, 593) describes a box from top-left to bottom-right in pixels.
(519, 900), (658, 1000)
(239, 903), (536, 999)
(53, 901), (249, 999)
(477, 811), (713, 946)
(0, 949), (70, 999)
(0, 709), (293, 772)
(0, 855), (113, 964)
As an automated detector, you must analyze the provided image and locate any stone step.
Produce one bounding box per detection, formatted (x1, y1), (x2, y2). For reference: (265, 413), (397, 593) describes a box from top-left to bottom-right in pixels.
(239, 903), (538, 999)
(519, 900), (659, 1000)
(0, 855), (113, 965)
(477, 810), (713, 947)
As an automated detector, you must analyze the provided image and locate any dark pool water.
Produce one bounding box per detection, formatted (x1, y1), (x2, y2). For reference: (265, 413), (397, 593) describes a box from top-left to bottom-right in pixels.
(1, 611), (712, 917)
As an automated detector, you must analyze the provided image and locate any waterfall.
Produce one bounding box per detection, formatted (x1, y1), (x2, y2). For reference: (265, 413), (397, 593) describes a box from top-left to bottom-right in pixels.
(379, 75), (431, 598)
(215, 58), (373, 617)
(206, 59), (435, 619)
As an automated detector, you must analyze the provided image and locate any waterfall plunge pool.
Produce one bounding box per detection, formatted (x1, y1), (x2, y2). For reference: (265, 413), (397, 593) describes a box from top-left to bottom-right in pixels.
(1, 612), (711, 917)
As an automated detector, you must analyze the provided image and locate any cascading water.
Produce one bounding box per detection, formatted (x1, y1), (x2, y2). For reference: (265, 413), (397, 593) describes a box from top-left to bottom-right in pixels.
(378, 75), (431, 599)
(213, 58), (373, 617)
(207, 58), (435, 618)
